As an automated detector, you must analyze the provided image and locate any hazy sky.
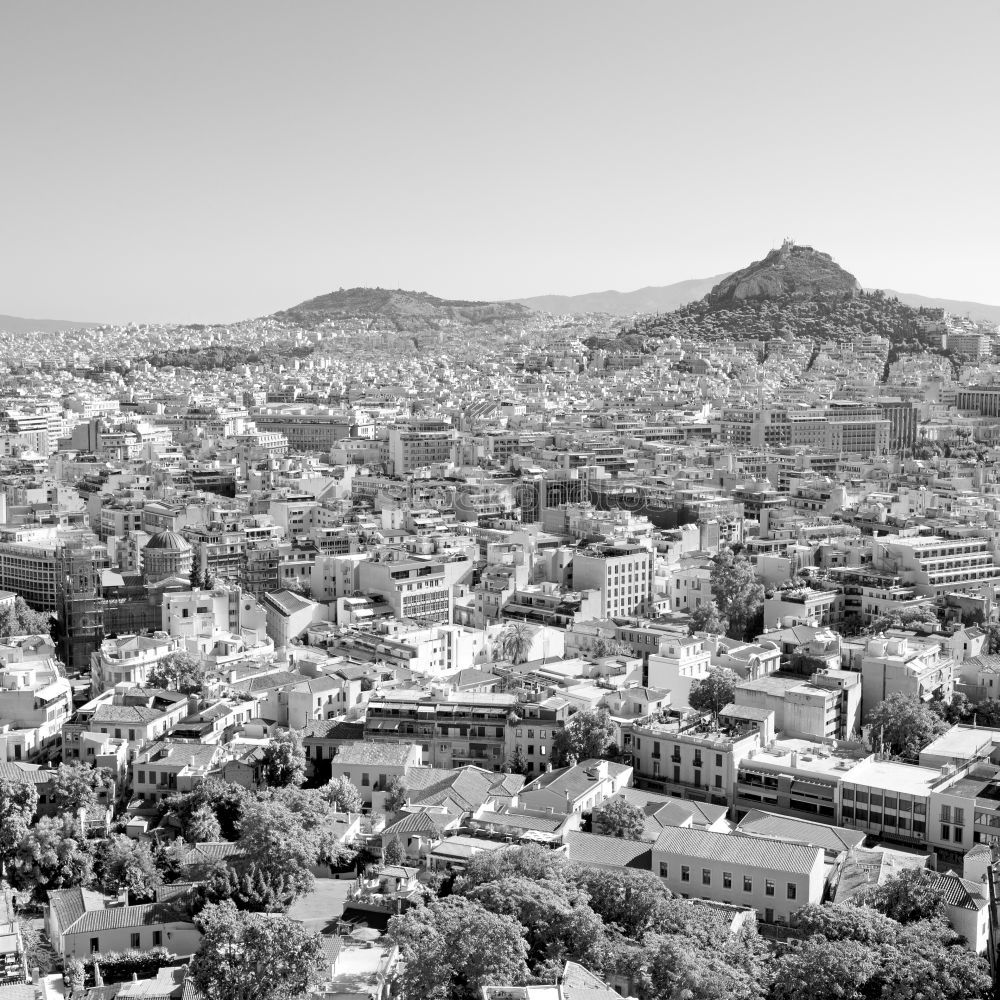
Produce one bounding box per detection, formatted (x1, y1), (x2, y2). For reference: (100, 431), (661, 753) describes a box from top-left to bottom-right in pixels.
(2, 1), (998, 324)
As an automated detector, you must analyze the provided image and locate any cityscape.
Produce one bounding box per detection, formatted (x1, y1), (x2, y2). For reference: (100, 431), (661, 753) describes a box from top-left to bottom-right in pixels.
(3, 4), (1000, 1000)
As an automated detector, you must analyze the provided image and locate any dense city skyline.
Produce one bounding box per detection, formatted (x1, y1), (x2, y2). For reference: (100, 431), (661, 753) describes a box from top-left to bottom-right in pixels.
(2, 1), (999, 323)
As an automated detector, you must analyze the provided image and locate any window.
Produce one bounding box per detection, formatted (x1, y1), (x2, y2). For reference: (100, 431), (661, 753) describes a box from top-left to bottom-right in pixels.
(137, 770), (146, 785)
(128, 729), (135, 741)
(787, 883), (797, 900)
(765, 880), (775, 897)
(681, 866), (690, 883)
(702, 868), (711, 886)
(131, 933), (141, 949)
(723, 872), (732, 889)
(716, 753), (723, 767)
(955, 827), (963, 844)
(715, 775), (722, 789)
(941, 824), (950, 841)
(90, 938), (99, 954)
(540, 730), (547, 739)
(153, 930), (163, 946)
(743, 876), (752, 892)
(659, 862), (669, 878)
(362, 774), (370, 787)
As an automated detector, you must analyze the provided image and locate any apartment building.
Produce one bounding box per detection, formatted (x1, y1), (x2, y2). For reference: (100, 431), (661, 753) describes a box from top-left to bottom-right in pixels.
(626, 711), (769, 808)
(860, 634), (955, 721)
(0, 660), (72, 763)
(571, 541), (653, 620)
(872, 534), (1000, 598)
(363, 690), (517, 770)
(358, 556), (452, 624)
(734, 669), (862, 742)
(89, 633), (181, 696)
(386, 419), (458, 475)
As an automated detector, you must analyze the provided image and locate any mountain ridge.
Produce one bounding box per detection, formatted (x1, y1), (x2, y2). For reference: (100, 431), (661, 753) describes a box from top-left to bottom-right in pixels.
(0, 313), (97, 335)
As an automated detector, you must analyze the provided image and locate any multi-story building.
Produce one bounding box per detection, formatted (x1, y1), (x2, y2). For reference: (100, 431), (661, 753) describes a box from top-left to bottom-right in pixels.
(734, 669), (862, 742)
(872, 534), (1000, 599)
(735, 738), (870, 824)
(571, 541), (653, 619)
(626, 709), (770, 808)
(0, 660), (72, 762)
(363, 690), (517, 771)
(358, 556), (452, 624)
(860, 634), (954, 722)
(385, 418), (458, 475)
(89, 633), (180, 695)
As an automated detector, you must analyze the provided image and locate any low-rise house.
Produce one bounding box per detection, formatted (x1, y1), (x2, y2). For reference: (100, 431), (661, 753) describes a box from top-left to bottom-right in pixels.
(601, 786), (729, 841)
(130, 741), (223, 806)
(328, 742), (423, 806)
(651, 826), (825, 925)
(44, 888), (201, 961)
(63, 687), (191, 761)
(518, 758), (632, 817)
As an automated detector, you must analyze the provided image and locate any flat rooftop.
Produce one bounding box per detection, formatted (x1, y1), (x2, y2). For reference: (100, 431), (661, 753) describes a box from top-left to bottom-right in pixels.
(843, 757), (941, 796)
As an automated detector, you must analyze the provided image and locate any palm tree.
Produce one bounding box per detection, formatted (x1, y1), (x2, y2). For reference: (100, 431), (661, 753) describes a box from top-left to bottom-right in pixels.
(498, 622), (532, 664)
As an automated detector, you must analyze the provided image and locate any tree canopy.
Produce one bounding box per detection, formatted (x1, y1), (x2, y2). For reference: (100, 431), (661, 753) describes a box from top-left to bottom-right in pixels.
(189, 900), (324, 1000)
(866, 692), (948, 759)
(550, 709), (616, 768)
(710, 548), (765, 640)
(148, 650), (208, 694)
(0, 596), (51, 638)
(688, 666), (738, 718)
(592, 797), (646, 840)
(260, 730), (307, 788)
(388, 896), (530, 1000)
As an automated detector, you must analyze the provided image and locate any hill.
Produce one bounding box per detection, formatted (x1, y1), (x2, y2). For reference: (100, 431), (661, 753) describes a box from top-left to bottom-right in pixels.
(274, 287), (531, 332)
(706, 242), (860, 306)
(515, 275), (729, 316)
(0, 313), (95, 334)
(613, 245), (949, 355)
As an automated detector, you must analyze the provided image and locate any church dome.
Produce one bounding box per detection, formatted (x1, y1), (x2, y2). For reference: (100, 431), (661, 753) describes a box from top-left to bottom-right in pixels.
(144, 529), (191, 552)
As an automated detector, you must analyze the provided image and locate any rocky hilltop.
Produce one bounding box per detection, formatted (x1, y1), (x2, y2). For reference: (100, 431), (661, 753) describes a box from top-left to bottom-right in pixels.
(275, 287), (530, 332)
(706, 242), (860, 307)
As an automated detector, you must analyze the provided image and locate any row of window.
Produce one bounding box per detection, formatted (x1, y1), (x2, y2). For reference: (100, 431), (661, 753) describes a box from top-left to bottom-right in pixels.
(659, 863), (797, 898)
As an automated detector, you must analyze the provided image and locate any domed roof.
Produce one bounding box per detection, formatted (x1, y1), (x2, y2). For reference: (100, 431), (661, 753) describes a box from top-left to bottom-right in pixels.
(144, 529), (191, 552)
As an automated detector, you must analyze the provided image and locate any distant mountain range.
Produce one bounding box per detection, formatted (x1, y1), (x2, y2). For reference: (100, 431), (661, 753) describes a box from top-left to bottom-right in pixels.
(514, 276), (729, 316)
(0, 313), (95, 335)
(517, 274), (1000, 324)
(3, 270), (999, 334)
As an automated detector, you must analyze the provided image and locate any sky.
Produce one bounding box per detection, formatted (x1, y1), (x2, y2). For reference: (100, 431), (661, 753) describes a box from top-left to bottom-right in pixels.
(2, 1), (998, 324)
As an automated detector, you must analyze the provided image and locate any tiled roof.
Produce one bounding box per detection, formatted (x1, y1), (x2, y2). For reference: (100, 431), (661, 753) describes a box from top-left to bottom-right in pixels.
(523, 759), (631, 802)
(0, 761), (51, 785)
(47, 886), (106, 933)
(736, 809), (865, 855)
(383, 810), (456, 837)
(652, 827), (822, 875)
(476, 810), (564, 833)
(565, 831), (652, 870)
(303, 719), (365, 741)
(935, 872), (989, 911)
(67, 902), (194, 935)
